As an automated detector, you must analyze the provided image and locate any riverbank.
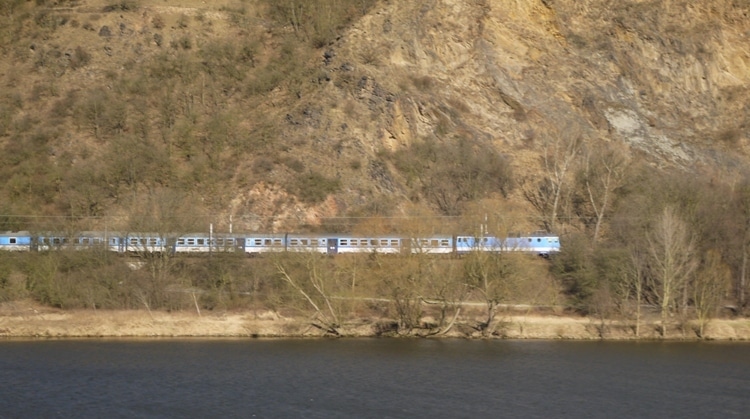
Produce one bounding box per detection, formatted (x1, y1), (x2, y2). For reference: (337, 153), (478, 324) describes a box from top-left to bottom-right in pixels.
(1, 301), (749, 340)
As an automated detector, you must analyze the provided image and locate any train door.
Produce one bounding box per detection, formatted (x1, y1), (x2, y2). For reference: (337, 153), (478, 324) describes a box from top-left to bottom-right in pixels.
(327, 238), (338, 255)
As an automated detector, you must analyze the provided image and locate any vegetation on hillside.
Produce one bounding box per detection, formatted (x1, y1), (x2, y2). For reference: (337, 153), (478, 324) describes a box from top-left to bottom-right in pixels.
(1, 0), (749, 337)
(0, 0), (378, 224)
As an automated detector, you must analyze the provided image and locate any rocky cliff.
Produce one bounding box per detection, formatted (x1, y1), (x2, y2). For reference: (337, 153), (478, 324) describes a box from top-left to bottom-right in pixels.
(0, 0), (748, 231)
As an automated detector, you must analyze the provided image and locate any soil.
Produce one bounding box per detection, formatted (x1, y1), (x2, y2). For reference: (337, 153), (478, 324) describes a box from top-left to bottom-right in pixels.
(2, 300), (749, 340)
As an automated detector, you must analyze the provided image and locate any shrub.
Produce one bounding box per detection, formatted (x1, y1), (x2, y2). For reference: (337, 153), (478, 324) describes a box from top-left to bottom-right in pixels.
(388, 139), (514, 215)
(281, 156), (304, 173)
(69, 46), (91, 70)
(253, 157), (274, 174)
(294, 172), (340, 203)
(152, 15), (164, 29)
(103, 1), (139, 12)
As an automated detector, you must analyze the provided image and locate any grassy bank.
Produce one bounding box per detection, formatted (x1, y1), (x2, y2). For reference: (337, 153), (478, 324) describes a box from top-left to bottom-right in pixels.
(2, 301), (749, 340)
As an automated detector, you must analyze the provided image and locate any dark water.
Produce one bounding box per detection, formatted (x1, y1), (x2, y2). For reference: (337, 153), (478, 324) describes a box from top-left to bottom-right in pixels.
(1, 339), (748, 418)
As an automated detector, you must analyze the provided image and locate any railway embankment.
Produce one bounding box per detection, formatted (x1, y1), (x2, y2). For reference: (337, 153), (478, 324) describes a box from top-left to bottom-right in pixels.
(2, 301), (749, 340)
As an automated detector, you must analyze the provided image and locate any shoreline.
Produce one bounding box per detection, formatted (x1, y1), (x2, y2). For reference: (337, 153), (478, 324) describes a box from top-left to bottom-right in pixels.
(2, 302), (750, 341)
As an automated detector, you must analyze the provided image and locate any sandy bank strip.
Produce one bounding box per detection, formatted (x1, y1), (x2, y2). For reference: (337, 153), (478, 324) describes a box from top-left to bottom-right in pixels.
(2, 308), (750, 340)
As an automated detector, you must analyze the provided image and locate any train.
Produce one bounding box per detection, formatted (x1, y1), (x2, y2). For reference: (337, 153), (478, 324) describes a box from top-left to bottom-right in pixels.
(0, 230), (560, 256)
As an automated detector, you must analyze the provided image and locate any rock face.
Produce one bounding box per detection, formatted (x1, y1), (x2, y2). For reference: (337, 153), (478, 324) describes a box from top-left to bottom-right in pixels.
(320, 0), (749, 163)
(267, 0), (748, 221)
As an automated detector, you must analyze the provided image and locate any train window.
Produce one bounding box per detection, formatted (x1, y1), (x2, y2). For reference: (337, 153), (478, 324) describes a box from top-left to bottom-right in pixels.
(273, 239), (282, 246)
(537, 238), (541, 242)
(178, 239), (186, 245)
(197, 239), (205, 245)
(340, 239), (348, 246)
(441, 239), (449, 246)
(300, 239), (308, 246)
(53, 238), (62, 245)
(9, 238), (16, 244)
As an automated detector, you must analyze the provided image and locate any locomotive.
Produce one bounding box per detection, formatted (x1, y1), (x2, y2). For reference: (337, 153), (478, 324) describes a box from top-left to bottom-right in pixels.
(0, 230), (560, 256)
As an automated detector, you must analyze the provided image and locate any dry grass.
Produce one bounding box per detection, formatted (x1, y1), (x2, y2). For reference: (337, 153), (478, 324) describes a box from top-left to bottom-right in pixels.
(2, 300), (749, 340)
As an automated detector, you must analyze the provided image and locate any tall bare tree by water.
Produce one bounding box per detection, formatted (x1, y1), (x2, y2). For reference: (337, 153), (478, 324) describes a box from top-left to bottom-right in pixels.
(273, 251), (342, 335)
(732, 178), (750, 313)
(463, 250), (522, 337)
(524, 128), (582, 232)
(646, 206), (697, 337)
(577, 141), (630, 244)
(627, 245), (648, 338)
(693, 250), (731, 338)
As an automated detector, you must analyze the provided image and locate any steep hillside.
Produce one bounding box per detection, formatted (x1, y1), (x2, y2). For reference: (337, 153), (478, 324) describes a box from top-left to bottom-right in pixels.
(0, 0), (748, 234)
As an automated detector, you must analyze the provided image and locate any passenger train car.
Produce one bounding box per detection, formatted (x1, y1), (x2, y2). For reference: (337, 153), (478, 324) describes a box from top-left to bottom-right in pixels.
(0, 231), (560, 256)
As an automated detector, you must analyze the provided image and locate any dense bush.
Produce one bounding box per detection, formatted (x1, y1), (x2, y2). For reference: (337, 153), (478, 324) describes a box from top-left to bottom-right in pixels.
(388, 139), (514, 215)
(293, 172), (341, 204)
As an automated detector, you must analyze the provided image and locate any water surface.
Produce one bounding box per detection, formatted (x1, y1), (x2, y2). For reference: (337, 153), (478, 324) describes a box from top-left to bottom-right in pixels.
(1, 339), (748, 418)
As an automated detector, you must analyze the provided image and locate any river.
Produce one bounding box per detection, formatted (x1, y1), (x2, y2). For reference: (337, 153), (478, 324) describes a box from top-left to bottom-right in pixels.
(1, 339), (748, 418)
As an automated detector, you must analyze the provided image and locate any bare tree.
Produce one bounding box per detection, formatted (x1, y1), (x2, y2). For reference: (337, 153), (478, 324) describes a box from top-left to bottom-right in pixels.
(732, 179), (750, 313)
(524, 130), (582, 231)
(273, 251), (342, 335)
(627, 245), (648, 338)
(693, 250), (731, 338)
(125, 188), (203, 311)
(420, 258), (468, 336)
(381, 251), (430, 334)
(463, 250), (521, 337)
(578, 141), (630, 244)
(646, 206), (697, 337)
